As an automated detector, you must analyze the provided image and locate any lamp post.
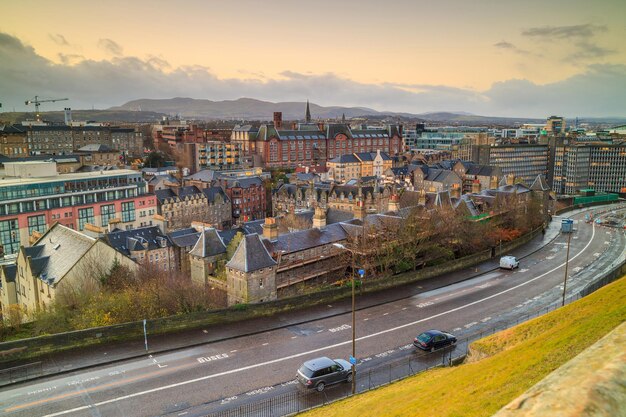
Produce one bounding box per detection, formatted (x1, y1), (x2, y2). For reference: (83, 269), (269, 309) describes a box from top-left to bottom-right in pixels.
(562, 229), (572, 307)
(333, 242), (359, 395)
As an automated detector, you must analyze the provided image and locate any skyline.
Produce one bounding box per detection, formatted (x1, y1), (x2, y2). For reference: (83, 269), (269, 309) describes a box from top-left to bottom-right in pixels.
(1, 0), (625, 117)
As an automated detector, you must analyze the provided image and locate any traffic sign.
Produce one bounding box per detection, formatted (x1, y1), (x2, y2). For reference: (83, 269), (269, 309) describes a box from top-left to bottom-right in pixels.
(357, 268), (365, 277)
(349, 356), (357, 365)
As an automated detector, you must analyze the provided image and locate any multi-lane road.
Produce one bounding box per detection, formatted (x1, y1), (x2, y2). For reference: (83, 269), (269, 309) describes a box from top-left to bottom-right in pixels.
(1, 206), (624, 417)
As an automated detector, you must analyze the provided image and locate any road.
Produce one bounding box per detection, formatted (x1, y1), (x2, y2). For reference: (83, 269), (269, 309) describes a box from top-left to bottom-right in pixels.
(0, 206), (624, 417)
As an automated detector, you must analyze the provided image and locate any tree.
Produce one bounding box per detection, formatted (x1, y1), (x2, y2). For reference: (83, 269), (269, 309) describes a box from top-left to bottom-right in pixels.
(144, 151), (167, 168)
(226, 232), (244, 260)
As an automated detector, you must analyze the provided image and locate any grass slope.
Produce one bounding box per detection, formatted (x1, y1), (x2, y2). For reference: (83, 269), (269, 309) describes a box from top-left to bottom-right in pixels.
(300, 275), (626, 417)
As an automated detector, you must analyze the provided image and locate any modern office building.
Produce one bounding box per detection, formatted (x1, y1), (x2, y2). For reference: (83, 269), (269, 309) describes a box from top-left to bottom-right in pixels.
(551, 141), (626, 194)
(0, 161), (156, 256)
(472, 144), (549, 186)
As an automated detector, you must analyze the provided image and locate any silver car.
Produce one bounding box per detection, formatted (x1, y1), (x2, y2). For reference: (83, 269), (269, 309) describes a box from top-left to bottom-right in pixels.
(297, 356), (352, 392)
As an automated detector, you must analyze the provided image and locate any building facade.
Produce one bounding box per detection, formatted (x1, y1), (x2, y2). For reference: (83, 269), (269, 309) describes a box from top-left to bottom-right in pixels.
(472, 144), (549, 186)
(234, 107), (402, 169)
(0, 162), (156, 256)
(551, 142), (626, 194)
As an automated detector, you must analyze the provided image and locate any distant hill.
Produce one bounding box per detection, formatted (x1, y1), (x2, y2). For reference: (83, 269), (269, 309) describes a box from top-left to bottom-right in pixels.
(109, 97), (554, 124)
(110, 97), (385, 120)
(0, 110), (166, 124)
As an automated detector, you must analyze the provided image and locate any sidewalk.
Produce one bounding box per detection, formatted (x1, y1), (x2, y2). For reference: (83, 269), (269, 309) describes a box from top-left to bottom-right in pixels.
(1, 219), (564, 386)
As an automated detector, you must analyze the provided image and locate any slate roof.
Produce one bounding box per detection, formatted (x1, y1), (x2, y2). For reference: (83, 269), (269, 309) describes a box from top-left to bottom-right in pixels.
(466, 165), (498, 177)
(167, 228), (201, 248)
(202, 186), (230, 203)
(1, 264), (17, 283)
(105, 226), (171, 256)
(263, 222), (348, 255)
(329, 154), (360, 164)
(148, 175), (179, 186)
(185, 169), (217, 182)
(497, 183), (531, 194)
(222, 177), (263, 188)
(240, 219), (265, 235)
(389, 166), (409, 176)
(226, 233), (276, 272)
(26, 224), (97, 285)
(189, 228), (227, 258)
(154, 186), (203, 203)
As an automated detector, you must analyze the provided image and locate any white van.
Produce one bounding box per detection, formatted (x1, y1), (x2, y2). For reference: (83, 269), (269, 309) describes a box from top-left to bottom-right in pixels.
(500, 255), (519, 270)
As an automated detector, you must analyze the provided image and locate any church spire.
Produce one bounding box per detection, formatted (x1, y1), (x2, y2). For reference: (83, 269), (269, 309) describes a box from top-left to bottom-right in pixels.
(342, 113), (346, 123)
(305, 99), (311, 123)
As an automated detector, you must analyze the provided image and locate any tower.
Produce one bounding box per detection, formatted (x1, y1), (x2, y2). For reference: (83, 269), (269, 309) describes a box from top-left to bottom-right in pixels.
(305, 100), (311, 123)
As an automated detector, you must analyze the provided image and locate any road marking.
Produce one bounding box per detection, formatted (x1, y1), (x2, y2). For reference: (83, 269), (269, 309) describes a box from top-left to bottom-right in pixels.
(262, 343), (269, 346)
(416, 302), (434, 308)
(26, 225), (598, 417)
(197, 353), (229, 364)
(480, 317), (491, 323)
(230, 350), (237, 353)
(520, 268), (529, 273)
(383, 312), (389, 316)
(453, 328), (462, 331)
(402, 307), (407, 310)
(545, 256), (555, 260)
(328, 324), (351, 333)
(363, 318), (369, 321)
(291, 336), (297, 339)
(317, 330), (324, 333)
(464, 322), (478, 328)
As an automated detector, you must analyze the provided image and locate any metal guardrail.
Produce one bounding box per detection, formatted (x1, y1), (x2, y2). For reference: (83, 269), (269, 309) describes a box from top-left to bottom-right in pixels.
(202, 258), (626, 417)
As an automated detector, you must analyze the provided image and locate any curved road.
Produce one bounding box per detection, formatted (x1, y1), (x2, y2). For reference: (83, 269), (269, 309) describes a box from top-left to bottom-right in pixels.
(1, 206), (624, 417)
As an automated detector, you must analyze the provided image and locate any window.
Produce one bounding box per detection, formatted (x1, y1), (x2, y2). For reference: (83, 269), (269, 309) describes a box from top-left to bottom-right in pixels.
(101, 204), (116, 226)
(0, 219), (20, 255)
(121, 201), (136, 222)
(27, 215), (47, 236)
(78, 207), (95, 230)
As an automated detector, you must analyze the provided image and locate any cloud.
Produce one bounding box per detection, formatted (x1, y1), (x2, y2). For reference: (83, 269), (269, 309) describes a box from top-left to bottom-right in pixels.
(493, 41), (530, 56)
(49, 33), (69, 46)
(567, 41), (615, 61)
(97, 38), (123, 56)
(0, 32), (624, 118)
(522, 24), (607, 39)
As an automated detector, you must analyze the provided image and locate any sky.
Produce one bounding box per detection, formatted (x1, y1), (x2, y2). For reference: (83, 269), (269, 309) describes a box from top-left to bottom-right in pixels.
(0, 0), (625, 117)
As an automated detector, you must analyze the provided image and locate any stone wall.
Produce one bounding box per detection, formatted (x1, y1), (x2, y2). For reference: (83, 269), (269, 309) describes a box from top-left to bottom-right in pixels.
(492, 322), (626, 417)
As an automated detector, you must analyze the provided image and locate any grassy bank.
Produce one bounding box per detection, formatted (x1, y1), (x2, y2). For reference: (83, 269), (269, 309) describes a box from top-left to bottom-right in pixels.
(299, 275), (626, 417)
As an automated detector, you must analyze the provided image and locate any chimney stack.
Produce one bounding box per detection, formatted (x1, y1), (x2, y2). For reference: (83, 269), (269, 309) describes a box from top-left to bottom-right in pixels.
(312, 206), (327, 229)
(273, 112), (283, 129)
(262, 217), (279, 241)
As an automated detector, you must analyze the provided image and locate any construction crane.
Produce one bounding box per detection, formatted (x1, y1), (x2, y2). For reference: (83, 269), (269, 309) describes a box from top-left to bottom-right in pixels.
(25, 96), (69, 121)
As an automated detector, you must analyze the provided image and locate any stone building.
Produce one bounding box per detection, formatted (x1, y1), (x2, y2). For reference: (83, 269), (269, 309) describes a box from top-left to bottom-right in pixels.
(105, 226), (176, 273)
(225, 233), (278, 305)
(155, 185), (232, 231)
(272, 182), (392, 218)
(189, 228), (227, 289)
(0, 224), (136, 321)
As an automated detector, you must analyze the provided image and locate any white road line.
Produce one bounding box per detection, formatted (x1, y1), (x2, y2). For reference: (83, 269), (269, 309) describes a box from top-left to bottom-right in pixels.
(262, 343), (269, 346)
(291, 336), (297, 339)
(383, 313), (389, 316)
(39, 225), (597, 417)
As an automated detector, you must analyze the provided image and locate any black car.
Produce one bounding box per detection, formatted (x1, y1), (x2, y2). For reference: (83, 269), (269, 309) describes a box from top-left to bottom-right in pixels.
(297, 356), (353, 392)
(413, 330), (457, 352)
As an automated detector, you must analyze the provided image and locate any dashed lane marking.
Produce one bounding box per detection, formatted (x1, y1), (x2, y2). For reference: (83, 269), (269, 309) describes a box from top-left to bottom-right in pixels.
(25, 224), (597, 417)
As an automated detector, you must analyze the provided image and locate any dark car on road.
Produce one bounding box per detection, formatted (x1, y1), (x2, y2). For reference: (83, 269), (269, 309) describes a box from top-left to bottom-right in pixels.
(297, 356), (352, 392)
(413, 330), (457, 352)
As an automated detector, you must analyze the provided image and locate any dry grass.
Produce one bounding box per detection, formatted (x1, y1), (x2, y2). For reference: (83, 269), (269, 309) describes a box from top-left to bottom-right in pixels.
(299, 275), (626, 417)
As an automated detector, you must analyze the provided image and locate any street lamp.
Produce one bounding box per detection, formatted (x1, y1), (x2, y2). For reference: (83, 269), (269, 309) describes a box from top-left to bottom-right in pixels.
(561, 219), (574, 307)
(333, 242), (360, 395)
